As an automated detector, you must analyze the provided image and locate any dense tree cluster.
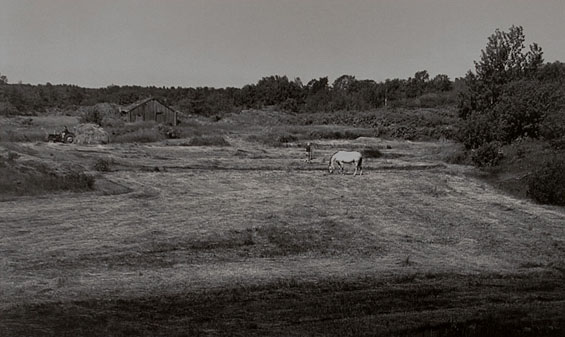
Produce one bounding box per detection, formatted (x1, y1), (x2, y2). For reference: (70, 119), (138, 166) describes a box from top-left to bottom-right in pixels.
(458, 25), (565, 149)
(0, 70), (456, 116)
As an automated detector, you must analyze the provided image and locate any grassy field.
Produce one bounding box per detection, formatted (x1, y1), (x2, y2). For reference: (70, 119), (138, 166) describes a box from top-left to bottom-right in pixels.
(1, 128), (565, 335)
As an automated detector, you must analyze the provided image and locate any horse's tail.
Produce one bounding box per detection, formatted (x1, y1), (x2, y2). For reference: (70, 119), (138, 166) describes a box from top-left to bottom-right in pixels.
(358, 155), (363, 168)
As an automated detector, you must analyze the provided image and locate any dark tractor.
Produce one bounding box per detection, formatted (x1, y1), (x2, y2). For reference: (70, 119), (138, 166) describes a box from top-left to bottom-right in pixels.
(47, 126), (75, 144)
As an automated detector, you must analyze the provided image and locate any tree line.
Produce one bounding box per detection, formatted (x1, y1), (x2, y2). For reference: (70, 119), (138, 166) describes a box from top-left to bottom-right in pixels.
(0, 69), (456, 116)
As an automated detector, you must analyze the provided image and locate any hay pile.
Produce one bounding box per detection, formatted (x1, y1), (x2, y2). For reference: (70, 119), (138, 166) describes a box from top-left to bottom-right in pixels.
(74, 123), (109, 144)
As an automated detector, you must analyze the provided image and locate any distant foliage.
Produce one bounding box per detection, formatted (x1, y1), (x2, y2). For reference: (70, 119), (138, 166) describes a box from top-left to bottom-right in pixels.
(0, 69), (457, 116)
(471, 141), (503, 167)
(527, 157), (565, 205)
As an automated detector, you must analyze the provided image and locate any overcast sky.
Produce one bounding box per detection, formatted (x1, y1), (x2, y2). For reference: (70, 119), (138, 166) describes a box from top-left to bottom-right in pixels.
(1, 0), (564, 88)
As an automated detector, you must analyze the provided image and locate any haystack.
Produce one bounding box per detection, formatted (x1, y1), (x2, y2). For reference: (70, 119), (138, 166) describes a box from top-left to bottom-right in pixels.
(74, 123), (109, 144)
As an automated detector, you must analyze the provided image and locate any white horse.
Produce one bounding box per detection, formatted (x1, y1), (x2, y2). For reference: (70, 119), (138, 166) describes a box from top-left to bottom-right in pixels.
(328, 151), (363, 176)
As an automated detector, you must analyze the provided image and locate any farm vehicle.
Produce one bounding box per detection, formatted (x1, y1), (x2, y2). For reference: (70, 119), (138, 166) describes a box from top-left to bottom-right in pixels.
(47, 126), (75, 144)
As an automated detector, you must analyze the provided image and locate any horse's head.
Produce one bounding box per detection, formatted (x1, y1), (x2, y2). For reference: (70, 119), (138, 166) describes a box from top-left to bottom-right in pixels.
(328, 161), (335, 174)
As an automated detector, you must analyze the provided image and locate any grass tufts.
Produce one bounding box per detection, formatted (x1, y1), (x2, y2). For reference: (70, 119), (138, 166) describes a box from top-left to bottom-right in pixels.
(186, 135), (230, 146)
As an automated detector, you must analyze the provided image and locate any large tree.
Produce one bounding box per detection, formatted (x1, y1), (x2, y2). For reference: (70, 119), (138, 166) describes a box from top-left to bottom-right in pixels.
(456, 26), (564, 150)
(459, 25), (543, 119)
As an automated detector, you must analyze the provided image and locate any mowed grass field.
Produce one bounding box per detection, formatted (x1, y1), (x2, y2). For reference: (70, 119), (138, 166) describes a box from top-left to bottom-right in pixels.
(1, 137), (565, 336)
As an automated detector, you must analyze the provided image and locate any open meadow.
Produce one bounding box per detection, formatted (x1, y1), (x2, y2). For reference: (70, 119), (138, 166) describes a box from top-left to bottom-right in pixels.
(1, 130), (564, 336)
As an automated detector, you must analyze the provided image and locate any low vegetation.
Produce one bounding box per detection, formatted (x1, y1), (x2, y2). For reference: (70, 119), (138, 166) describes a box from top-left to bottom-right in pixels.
(0, 155), (94, 198)
(186, 135), (230, 146)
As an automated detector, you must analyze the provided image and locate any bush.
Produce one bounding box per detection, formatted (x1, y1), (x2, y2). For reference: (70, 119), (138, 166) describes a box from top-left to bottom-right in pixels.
(491, 81), (555, 143)
(94, 158), (112, 172)
(80, 103), (119, 126)
(471, 141), (503, 167)
(527, 157), (565, 205)
(459, 112), (498, 149)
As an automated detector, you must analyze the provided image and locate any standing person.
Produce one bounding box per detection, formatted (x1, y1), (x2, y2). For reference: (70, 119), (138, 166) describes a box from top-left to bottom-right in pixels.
(305, 142), (312, 163)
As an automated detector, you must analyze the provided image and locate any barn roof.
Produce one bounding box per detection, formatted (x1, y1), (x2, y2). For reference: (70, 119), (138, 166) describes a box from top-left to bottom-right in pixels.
(121, 97), (175, 113)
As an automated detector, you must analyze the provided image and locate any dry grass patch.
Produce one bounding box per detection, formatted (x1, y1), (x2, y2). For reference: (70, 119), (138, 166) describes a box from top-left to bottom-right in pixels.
(1, 140), (564, 336)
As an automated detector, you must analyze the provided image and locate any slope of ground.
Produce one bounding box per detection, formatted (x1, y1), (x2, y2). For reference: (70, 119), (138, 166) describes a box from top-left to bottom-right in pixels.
(0, 139), (564, 336)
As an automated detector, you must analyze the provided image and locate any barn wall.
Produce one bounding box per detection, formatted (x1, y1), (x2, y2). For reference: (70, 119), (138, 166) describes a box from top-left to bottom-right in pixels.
(127, 100), (177, 125)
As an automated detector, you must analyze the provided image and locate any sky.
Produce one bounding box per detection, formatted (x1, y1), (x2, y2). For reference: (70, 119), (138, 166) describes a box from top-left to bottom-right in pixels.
(1, 0), (564, 88)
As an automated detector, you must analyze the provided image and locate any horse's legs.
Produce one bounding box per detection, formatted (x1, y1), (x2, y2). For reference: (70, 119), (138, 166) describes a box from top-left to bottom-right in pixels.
(353, 159), (363, 176)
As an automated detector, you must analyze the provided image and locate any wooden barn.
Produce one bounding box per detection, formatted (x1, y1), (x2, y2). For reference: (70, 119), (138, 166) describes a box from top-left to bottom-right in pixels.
(122, 98), (178, 125)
